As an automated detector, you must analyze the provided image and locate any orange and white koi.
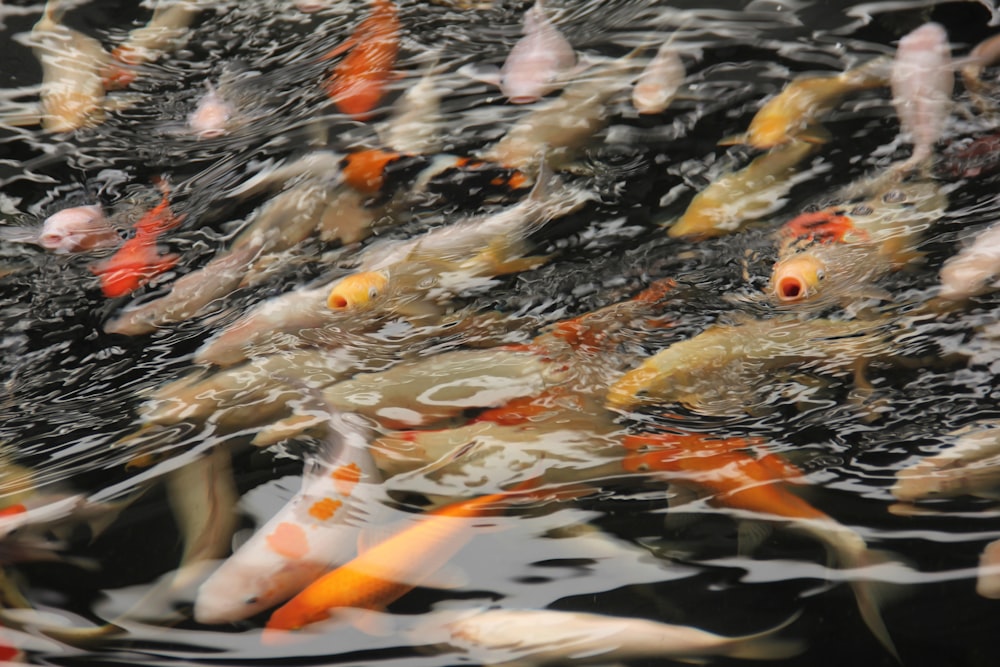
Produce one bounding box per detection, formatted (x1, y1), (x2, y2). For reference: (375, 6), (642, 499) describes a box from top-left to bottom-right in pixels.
(321, 0), (400, 119)
(195, 410), (384, 624)
(668, 139), (820, 239)
(719, 57), (891, 150)
(768, 177), (946, 305)
(890, 22), (953, 173)
(102, 0), (206, 90)
(622, 433), (899, 661)
(265, 488), (521, 632)
(90, 185), (185, 298)
(29, 0), (110, 133)
(446, 607), (804, 665)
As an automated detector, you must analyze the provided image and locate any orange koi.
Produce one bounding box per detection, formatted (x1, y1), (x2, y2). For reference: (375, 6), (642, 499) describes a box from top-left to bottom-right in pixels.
(265, 489), (513, 632)
(91, 187), (185, 298)
(622, 432), (899, 661)
(321, 0), (400, 119)
(340, 148), (406, 194)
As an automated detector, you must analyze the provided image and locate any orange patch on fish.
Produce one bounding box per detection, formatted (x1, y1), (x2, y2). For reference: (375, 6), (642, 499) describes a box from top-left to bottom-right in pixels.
(473, 387), (568, 426)
(341, 149), (403, 194)
(331, 462), (362, 497)
(781, 209), (855, 244)
(266, 522), (310, 560)
(0, 503), (27, 518)
(308, 497), (344, 521)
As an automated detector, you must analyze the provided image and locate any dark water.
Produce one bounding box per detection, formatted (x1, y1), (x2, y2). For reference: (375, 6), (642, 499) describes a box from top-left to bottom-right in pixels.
(1, 0), (999, 665)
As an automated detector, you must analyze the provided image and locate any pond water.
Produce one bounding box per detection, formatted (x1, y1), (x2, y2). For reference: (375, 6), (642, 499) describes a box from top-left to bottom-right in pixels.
(1, 0), (999, 665)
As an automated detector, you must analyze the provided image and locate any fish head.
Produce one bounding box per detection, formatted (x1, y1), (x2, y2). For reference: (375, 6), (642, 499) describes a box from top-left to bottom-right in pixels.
(194, 555), (328, 625)
(327, 271), (389, 310)
(770, 252), (828, 302)
(39, 205), (116, 253)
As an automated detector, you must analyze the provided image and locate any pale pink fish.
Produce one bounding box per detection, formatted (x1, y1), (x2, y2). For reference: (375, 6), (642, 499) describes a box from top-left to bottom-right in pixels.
(479, 0), (577, 103)
(0, 205), (119, 254)
(938, 222), (1000, 302)
(890, 22), (953, 170)
(187, 82), (234, 139)
(632, 40), (685, 115)
(193, 410), (384, 624)
(977, 538), (1000, 599)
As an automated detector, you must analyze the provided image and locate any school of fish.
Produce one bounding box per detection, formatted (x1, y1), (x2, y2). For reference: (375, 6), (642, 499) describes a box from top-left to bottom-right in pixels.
(1, 1), (999, 666)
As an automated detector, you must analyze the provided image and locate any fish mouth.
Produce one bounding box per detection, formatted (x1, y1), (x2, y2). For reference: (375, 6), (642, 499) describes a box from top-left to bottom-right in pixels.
(328, 294), (350, 309)
(507, 95), (540, 104)
(775, 275), (808, 301)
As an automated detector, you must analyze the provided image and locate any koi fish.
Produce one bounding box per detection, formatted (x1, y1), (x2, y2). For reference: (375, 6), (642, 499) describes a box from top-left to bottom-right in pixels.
(890, 22), (953, 173)
(622, 434), (899, 661)
(90, 186), (185, 298)
(378, 58), (444, 154)
(446, 607), (805, 665)
(481, 47), (646, 172)
(977, 538), (1000, 599)
(265, 488), (522, 632)
(30, 0), (110, 133)
(935, 222), (1000, 303)
(719, 56), (891, 149)
(187, 82), (234, 139)
(102, 0), (205, 90)
(605, 316), (893, 416)
(321, 0), (400, 119)
(0, 205), (119, 254)
(489, 0), (577, 104)
(961, 31), (1000, 112)
(668, 139), (820, 239)
(322, 347), (570, 429)
(632, 39), (685, 115)
(892, 420), (1000, 502)
(195, 409), (384, 624)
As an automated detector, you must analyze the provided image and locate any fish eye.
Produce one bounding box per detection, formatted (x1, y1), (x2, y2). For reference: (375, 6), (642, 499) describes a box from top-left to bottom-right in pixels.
(245, 596), (259, 605)
(368, 286), (380, 299)
(815, 269), (825, 280)
(882, 190), (906, 203)
(850, 204), (873, 216)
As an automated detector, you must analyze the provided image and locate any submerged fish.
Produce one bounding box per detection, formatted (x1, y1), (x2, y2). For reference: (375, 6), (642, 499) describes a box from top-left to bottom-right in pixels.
(622, 434), (899, 661)
(29, 0), (110, 133)
(321, 0), (400, 119)
(668, 139), (819, 239)
(890, 22), (953, 172)
(632, 38), (686, 115)
(0, 205), (119, 254)
(605, 316), (894, 416)
(977, 538), (1000, 599)
(720, 57), (891, 150)
(446, 607), (805, 665)
(90, 186), (185, 298)
(935, 222), (1000, 303)
(102, 0), (205, 90)
(187, 82), (235, 139)
(495, 0), (577, 104)
(195, 410), (384, 624)
(892, 420), (1000, 502)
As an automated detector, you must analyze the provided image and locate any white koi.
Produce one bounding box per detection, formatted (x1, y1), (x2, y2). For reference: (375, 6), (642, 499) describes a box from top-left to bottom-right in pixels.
(194, 410), (384, 624)
(937, 222), (1000, 303)
(632, 39), (685, 115)
(499, 0), (577, 103)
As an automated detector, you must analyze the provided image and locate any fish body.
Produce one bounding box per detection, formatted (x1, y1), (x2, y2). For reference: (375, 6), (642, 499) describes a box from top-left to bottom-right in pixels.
(622, 435), (898, 661)
(669, 139), (819, 239)
(30, 1), (109, 133)
(977, 538), (1000, 599)
(892, 420), (1000, 502)
(90, 188), (185, 298)
(447, 608), (804, 665)
(499, 0), (577, 103)
(0, 205), (119, 254)
(265, 490), (513, 631)
(323, 0), (400, 119)
(195, 411), (384, 624)
(890, 22), (953, 171)
(605, 316), (890, 415)
(379, 60), (444, 154)
(936, 222), (1000, 302)
(726, 57), (891, 149)
(103, 0), (204, 90)
(769, 177), (946, 304)
(482, 49), (644, 171)
(632, 40), (685, 115)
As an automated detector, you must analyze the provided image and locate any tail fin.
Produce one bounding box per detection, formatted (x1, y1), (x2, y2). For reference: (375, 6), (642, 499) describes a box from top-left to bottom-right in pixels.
(725, 611), (807, 661)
